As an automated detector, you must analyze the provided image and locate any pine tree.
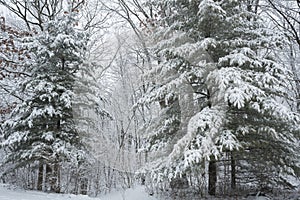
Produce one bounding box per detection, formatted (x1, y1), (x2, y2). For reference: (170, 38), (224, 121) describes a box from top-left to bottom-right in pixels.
(139, 0), (300, 195)
(1, 13), (88, 192)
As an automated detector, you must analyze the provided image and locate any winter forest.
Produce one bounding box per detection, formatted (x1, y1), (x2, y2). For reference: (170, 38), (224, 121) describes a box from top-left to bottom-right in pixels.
(0, 0), (299, 199)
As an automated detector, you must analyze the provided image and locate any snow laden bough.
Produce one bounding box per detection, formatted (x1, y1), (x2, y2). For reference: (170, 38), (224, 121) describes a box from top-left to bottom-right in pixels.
(137, 0), (300, 196)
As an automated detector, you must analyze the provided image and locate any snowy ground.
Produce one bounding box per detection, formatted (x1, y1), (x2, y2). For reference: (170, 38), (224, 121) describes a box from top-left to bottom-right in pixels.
(1, 184), (299, 200)
(0, 184), (157, 200)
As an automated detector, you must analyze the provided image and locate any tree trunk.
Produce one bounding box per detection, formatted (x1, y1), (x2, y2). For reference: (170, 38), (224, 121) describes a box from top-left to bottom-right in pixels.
(53, 163), (61, 193)
(231, 152), (236, 190)
(37, 162), (43, 191)
(208, 158), (217, 196)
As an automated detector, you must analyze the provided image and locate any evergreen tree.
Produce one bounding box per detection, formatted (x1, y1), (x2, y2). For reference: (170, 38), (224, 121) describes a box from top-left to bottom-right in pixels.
(1, 13), (88, 192)
(139, 0), (300, 195)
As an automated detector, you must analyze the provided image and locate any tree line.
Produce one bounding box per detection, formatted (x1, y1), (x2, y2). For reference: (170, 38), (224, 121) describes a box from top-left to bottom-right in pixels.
(0, 0), (299, 198)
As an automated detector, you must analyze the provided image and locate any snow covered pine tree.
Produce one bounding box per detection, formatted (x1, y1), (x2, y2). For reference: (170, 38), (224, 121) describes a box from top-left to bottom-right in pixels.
(139, 0), (300, 196)
(1, 13), (88, 192)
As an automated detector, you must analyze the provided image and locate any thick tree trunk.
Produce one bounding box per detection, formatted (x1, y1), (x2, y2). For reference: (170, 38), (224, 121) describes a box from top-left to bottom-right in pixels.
(208, 158), (217, 196)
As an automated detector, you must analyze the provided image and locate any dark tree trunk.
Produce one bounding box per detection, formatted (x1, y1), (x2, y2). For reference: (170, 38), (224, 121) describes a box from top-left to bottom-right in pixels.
(208, 157), (217, 196)
(37, 163), (43, 191)
(55, 163), (61, 193)
(231, 152), (236, 190)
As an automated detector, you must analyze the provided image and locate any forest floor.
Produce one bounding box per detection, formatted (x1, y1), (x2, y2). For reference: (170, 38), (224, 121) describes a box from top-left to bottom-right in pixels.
(1, 184), (299, 200)
(0, 184), (157, 200)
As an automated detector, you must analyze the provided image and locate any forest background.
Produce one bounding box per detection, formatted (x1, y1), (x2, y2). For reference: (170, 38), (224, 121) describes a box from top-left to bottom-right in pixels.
(0, 0), (299, 199)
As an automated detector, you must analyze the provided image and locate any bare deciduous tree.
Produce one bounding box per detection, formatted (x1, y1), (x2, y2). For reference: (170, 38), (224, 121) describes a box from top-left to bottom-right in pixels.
(264, 0), (300, 48)
(0, 0), (85, 30)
